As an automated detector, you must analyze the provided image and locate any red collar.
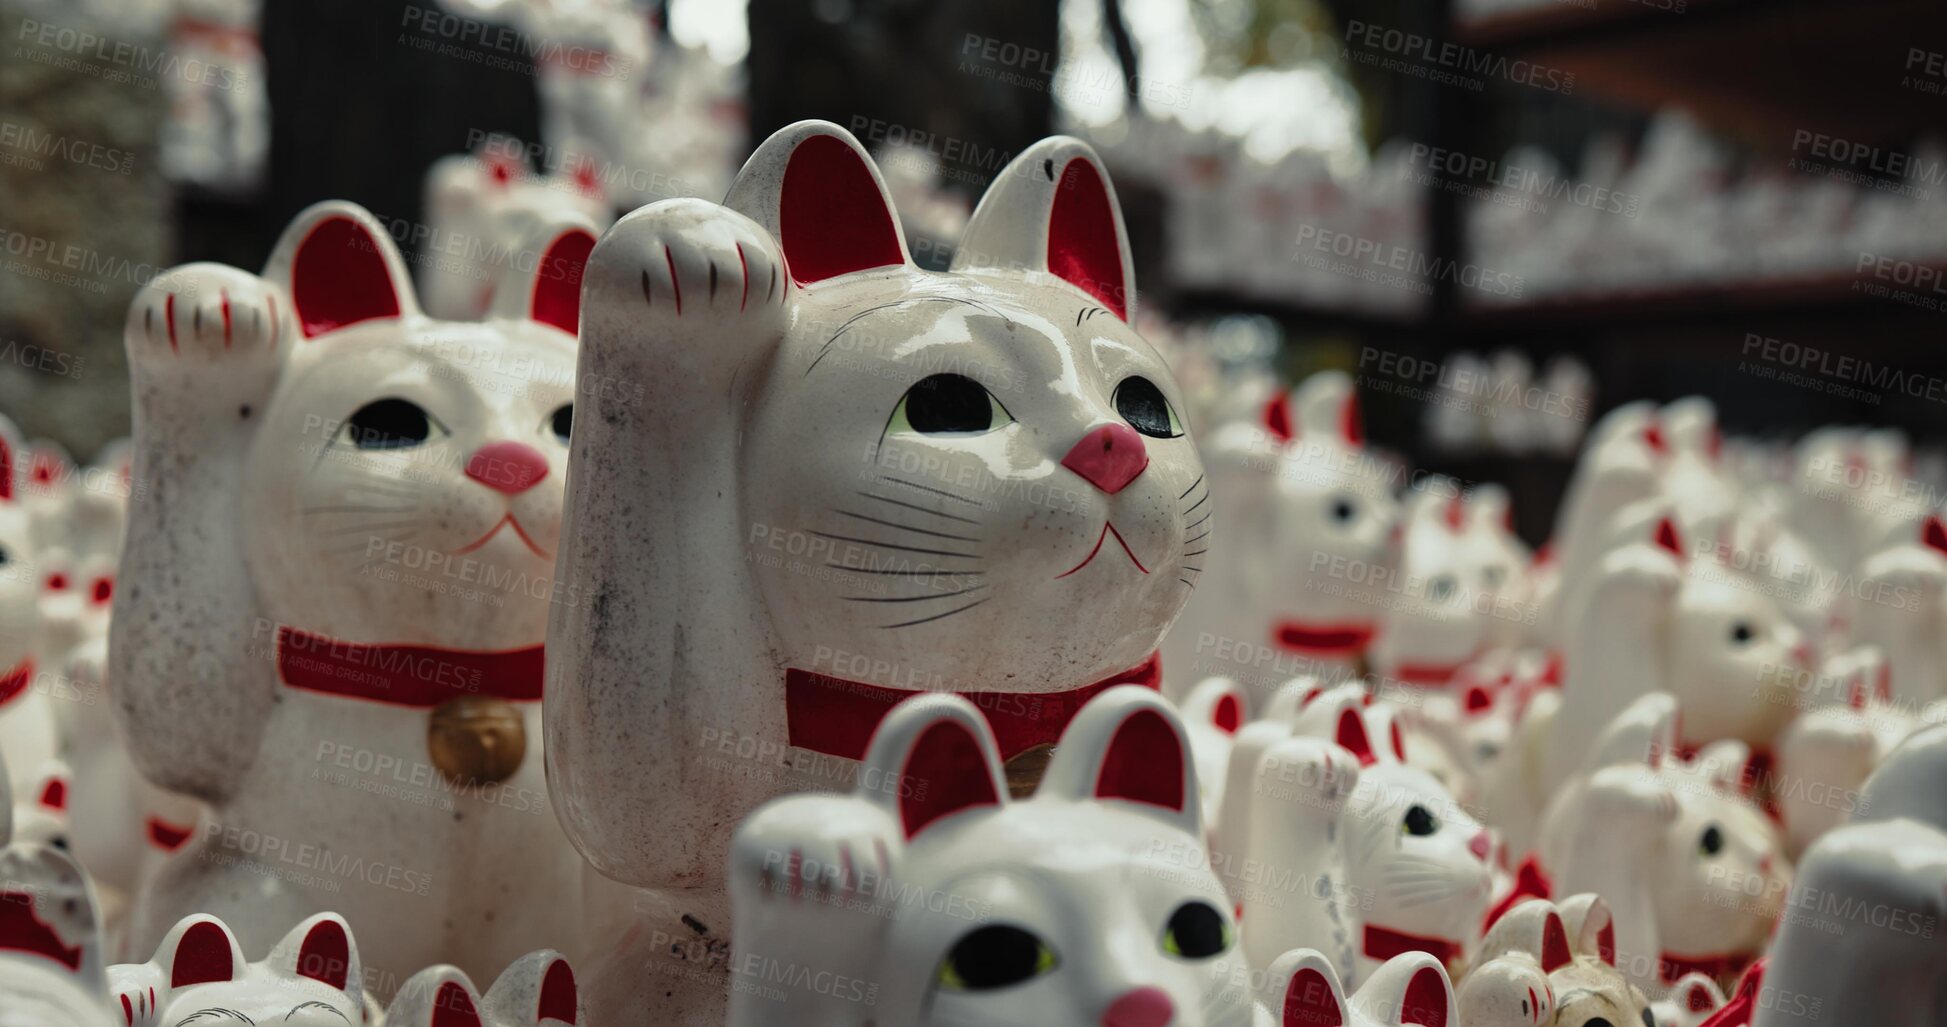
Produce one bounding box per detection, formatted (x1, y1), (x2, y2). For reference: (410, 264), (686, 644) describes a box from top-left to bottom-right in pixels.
(1482, 854), (1554, 933)
(1697, 959), (1765, 1027)
(1362, 923), (1463, 967)
(1389, 660), (1468, 687)
(1659, 949), (1752, 987)
(0, 659), (33, 707)
(275, 627), (543, 707)
(785, 652), (1161, 762)
(1274, 621), (1375, 656)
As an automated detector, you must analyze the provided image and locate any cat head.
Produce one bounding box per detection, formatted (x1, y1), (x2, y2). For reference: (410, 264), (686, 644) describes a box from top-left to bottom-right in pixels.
(0, 416), (39, 680)
(111, 913), (363, 1027)
(0, 842), (110, 1027)
(386, 950), (581, 1027)
(422, 142), (610, 321)
(10, 762), (73, 852)
(239, 201), (596, 649)
(1372, 482), (1531, 687)
(776, 686), (1255, 1025)
(1461, 895), (1652, 1027)
(717, 124), (1203, 690)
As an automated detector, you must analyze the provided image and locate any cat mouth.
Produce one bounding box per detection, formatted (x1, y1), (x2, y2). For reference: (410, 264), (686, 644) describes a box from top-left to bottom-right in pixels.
(451, 514), (551, 559)
(1054, 521), (1149, 579)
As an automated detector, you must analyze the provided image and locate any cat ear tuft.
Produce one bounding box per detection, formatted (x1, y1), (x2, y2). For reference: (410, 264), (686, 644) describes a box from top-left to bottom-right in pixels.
(162, 916), (242, 988)
(1353, 952), (1454, 1027)
(487, 214), (601, 336)
(952, 138), (1137, 321)
(264, 201), (419, 338)
(860, 694), (1005, 840)
(723, 121), (909, 286)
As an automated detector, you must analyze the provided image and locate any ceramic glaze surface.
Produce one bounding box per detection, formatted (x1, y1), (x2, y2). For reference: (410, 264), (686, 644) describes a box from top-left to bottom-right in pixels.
(387, 949), (583, 1027)
(546, 121), (1204, 1021)
(1456, 895), (1656, 1027)
(106, 913), (364, 1027)
(0, 843), (114, 1027)
(110, 199), (598, 988)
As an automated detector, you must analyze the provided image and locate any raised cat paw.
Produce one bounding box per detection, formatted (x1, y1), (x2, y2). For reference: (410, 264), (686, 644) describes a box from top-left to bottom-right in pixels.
(1585, 764), (1681, 825)
(605, 198), (787, 324)
(127, 264), (287, 367)
(731, 793), (902, 909)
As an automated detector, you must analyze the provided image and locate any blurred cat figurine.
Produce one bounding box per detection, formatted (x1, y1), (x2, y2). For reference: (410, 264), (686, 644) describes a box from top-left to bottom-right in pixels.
(547, 121), (1206, 1021)
(1537, 693), (1789, 996)
(1456, 894), (1657, 1027)
(422, 140), (612, 321)
(1370, 481), (1531, 690)
(111, 199), (598, 988)
(107, 913), (365, 1027)
(0, 415), (58, 796)
(728, 685), (1457, 1027)
(1162, 373), (1396, 705)
(387, 949), (583, 1027)
(0, 842), (114, 1027)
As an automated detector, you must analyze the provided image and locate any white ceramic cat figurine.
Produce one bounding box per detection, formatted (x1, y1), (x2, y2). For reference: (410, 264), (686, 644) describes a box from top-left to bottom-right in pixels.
(1847, 515), (1947, 705)
(111, 200), (598, 989)
(1163, 372), (1398, 704)
(1370, 482), (1531, 690)
(107, 913), (365, 1027)
(1536, 693), (1789, 996)
(1542, 514), (1808, 787)
(387, 949), (583, 1027)
(0, 415), (57, 798)
(547, 121), (1206, 1021)
(728, 685), (1457, 1027)
(1217, 682), (1495, 987)
(1751, 723), (1947, 1027)
(0, 842), (115, 1027)
(1456, 894), (1656, 1027)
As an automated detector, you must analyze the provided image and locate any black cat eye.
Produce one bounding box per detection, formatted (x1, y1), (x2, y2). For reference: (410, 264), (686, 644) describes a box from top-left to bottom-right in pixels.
(344, 398), (435, 450)
(1700, 824), (1724, 856)
(550, 403), (573, 443)
(1113, 375), (1182, 439)
(1403, 804), (1439, 836)
(0, 545), (9, 567)
(893, 373), (1007, 435)
(1330, 496), (1358, 524)
(1729, 621), (1755, 644)
(936, 924), (1056, 991)
(1162, 901), (1230, 959)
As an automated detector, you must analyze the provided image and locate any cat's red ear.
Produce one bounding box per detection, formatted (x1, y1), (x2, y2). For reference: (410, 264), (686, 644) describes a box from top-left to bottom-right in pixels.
(1335, 708), (1377, 768)
(1289, 372), (1363, 448)
(1354, 952), (1454, 1027)
(487, 215), (600, 336)
(1262, 392), (1295, 442)
(267, 914), (359, 996)
(1040, 687), (1200, 835)
(264, 201), (418, 338)
(537, 958), (578, 1024)
(388, 967), (484, 1027)
(1266, 952), (1347, 1027)
(723, 121), (909, 286)
(859, 694), (1005, 839)
(162, 916), (242, 988)
(0, 427), (13, 502)
(1922, 515), (1947, 556)
(953, 137), (1138, 322)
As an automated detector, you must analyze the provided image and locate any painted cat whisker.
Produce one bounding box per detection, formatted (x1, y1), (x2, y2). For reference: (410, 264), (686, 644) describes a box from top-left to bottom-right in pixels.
(828, 510), (980, 543)
(855, 490), (979, 525)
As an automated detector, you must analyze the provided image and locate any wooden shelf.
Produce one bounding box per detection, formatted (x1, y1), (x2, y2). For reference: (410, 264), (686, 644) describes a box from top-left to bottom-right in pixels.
(1454, 265), (1947, 330)
(1453, 0), (1947, 149)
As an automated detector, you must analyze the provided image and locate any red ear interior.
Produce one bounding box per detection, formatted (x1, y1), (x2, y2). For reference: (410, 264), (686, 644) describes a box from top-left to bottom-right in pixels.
(0, 888), (82, 970)
(1095, 708), (1186, 812)
(37, 778), (66, 811)
(1335, 708), (1376, 767)
(1213, 694), (1242, 735)
(1262, 393), (1294, 443)
(1540, 913), (1572, 973)
(530, 229), (595, 335)
(1047, 157), (1127, 320)
(1282, 967), (1343, 1027)
(1403, 966), (1448, 1027)
(1463, 686), (1493, 714)
(1924, 516), (1947, 556)
(899, 721), (1000, 839)
(1443, 494), (1465, 532)
(1654, 517), (1685, 558)
(0, 435), (12, 501)
(1642, 421), (1668, 455)
(1597, 919), (1616, 966)
(431, 981), (482, 1027)
(1686, 981), (1713, 1013)
(538, 959), (577, 1024)
(171, 921), (236, 988)
(1389, 721), (1406, 762)
(1340, 391), (1365, 447)
(779, 134), (904, 285)
(295, 920), (350, 990)
(291, 215), (402, 338)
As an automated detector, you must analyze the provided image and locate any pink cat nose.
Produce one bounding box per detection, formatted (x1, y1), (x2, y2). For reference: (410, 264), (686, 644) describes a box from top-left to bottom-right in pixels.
(465, 441), (550, 495)
(1062, 423), (1149, 495)
(1102, 987), (1173, 1027)
(1469, 830), (1493, 863)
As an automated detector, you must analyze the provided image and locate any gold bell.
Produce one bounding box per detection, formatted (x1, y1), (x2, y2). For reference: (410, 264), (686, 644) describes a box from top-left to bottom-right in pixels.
(1002, 742), (1057, 799)
(427, 696), (527, 786)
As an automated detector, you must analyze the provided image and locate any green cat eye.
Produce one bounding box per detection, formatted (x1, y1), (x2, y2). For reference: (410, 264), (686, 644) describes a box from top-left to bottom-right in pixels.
(888, 373), (1012, 436)
(936, 925), (1057, 991)
(1161, 901), (1231, 959)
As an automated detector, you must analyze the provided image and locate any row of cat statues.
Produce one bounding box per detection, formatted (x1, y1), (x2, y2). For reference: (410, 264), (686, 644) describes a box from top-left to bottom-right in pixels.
(2, 119), (1944, 1027)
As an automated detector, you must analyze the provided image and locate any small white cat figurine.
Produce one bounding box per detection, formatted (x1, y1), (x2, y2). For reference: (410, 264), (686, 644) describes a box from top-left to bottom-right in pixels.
(106, 913), (365, 1027)
(1456, 894), (1656, 1027)
(0, 842), (115, 1027)
(111, 199), (598, 988)
(387, 949), (583, 1027)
